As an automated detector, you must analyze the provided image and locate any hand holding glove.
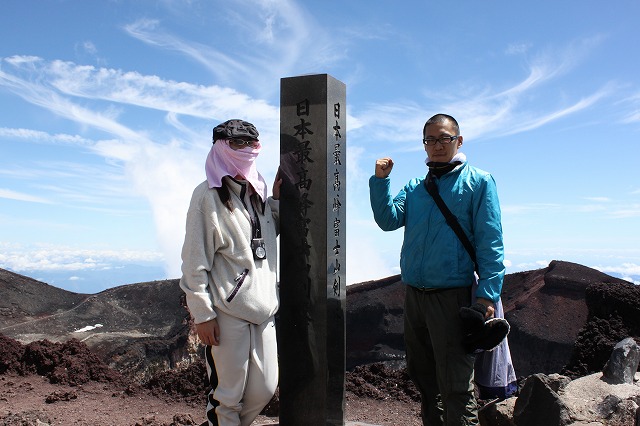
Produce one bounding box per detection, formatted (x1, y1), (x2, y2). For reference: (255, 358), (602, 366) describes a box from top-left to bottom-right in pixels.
(459, 302), (510, 353)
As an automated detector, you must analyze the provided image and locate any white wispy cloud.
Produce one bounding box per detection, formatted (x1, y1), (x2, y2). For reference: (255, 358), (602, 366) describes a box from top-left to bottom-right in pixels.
(505, 42), (532, 55)
(0, 127), (94, 147)
(1, 55), (281, 163)
(594, 263), (640, 284)
(351, 36), (614, 150)
(0, 54), (284, 280)
(124, 18), (253, 85)
(506, 248), (640, 281)
(0, 59), (152, 145)
(497, 87), (611, 137)
(501, 203), (561, 215)
(123, 0), (343, 98)
(0, 154), (145, 214)
(503, 200), (639, 219)
(349, 101), (427, 145)
(620, 91), (640, 123)
(0, 188), (51, 204)
(514, 260), (551, 271)
(607, 204), (640, 219)
(0, 6), (631, 290)
(595, 262), (640, 276)
(46, 59), (277, 121)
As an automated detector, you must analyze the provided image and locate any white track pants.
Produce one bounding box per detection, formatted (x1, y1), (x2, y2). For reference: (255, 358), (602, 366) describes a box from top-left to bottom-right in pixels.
(205, 311), (278, 426)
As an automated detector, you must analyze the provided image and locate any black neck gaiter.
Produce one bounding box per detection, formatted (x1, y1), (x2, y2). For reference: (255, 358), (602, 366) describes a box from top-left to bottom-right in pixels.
(427, 161), (462, 178)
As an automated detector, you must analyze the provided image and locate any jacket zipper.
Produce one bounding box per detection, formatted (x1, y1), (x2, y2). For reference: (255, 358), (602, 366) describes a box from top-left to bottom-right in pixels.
(226, 268), (249, 302)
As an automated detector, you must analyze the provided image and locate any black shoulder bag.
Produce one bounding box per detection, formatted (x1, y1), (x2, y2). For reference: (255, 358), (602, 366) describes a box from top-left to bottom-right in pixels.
(426, 172), (511, 354)
(424, 172), (479, 273)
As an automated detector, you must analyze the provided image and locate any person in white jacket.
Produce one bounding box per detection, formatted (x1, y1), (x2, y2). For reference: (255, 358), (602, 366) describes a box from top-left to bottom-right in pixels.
(179, 119), (281, 426)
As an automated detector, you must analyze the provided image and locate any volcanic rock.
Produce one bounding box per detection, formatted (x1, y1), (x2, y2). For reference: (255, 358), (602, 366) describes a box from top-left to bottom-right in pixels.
(602, 337), (640, 384)
(563, 277), (640, 379)
(2, 261), (640, 426)
(512, 373), (572, 426)
(0, 269), (192, 381)
(2, 260), (637, 381)
(346, 274), (405, 369)
(346, 260), (636, 378)
(503, 260), (630, 377)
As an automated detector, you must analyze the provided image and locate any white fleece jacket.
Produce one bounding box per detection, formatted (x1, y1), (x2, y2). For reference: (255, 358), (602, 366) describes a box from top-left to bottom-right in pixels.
(179, 177), (279, 325)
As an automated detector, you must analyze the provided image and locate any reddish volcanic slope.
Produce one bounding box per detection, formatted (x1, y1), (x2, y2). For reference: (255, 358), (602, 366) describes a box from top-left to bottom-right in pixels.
(1, 260), (639, 425)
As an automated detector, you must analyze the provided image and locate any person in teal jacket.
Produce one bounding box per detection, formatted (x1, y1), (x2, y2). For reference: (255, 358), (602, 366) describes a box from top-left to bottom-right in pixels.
(369, 113), (505, 425)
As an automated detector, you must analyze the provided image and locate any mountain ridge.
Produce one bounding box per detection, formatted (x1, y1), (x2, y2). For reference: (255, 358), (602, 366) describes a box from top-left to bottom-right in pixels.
(1, 260), (637, 380)
(2, 261), (639, 425)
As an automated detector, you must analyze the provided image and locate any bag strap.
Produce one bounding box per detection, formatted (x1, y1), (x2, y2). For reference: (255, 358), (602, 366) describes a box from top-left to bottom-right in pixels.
(425, 172), (479, 273)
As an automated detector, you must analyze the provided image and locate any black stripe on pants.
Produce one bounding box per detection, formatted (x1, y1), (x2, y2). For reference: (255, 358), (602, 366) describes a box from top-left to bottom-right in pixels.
(206, 345), (221, 426)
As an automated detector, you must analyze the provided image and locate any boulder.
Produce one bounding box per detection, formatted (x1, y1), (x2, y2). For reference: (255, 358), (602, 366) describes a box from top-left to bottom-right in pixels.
(501, 371), (640, 426)
(560, 371), (640, 426)
(602, 337), (640, 385)
(512, 373), (573, 426)
(563, 280), (640, 379)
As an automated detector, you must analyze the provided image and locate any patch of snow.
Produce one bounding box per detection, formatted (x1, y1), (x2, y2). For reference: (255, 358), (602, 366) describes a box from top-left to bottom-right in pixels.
(73, 323), (103, 333)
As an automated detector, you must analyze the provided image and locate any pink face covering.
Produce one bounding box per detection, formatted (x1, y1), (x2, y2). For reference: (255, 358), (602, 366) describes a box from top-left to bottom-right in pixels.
(205, 139), (267, 201)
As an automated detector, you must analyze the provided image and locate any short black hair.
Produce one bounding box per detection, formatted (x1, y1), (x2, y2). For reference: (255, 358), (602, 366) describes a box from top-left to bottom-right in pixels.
(423, 114), (460, 136)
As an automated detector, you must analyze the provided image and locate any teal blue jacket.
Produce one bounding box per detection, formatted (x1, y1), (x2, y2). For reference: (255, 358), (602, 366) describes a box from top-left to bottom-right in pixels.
(369, 161), (504, 302)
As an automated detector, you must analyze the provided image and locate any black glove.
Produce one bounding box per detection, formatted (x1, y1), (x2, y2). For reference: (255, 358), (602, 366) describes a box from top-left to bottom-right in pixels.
(459, 303), (510, 353)
(459, 303), (487, 334)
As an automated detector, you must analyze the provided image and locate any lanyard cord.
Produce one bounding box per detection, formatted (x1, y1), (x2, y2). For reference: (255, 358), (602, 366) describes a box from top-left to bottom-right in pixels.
(250, 196), (262, 239)
(238, 182), (262, 239)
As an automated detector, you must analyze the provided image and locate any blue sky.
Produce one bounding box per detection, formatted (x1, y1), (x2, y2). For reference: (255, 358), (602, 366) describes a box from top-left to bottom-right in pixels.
(1, 0), (639, 293)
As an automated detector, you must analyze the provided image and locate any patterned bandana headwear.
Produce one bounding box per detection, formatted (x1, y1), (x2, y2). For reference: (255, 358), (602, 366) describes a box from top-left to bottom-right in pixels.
(205, 119), (267, 201)
(212, 119), (259, 144)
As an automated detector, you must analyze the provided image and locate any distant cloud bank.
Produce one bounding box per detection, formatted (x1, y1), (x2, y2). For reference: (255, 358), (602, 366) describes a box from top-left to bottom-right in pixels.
(0, 244), (164, 273)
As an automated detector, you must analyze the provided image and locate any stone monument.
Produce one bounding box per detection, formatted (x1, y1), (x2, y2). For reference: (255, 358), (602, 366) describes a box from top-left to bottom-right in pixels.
(278, 74), (347, 425)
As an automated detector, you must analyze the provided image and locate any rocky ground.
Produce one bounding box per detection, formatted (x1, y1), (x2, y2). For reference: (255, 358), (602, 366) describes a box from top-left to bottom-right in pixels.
(0, 373), (424, 426)
(0, 334), (424, 425)
(2, 262), (639, 425)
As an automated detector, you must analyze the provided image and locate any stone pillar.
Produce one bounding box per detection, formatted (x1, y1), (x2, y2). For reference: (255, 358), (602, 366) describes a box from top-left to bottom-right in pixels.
(278, 74), (347, 425)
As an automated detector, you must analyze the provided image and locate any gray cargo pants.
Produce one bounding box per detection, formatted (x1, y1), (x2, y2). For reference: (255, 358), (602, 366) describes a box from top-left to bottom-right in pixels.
(404, 285), (478, 426)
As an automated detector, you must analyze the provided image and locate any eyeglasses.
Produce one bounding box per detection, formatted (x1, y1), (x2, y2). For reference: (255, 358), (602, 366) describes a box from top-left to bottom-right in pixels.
(229, 138), (259, 148)
(422, 135), (458, 146)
